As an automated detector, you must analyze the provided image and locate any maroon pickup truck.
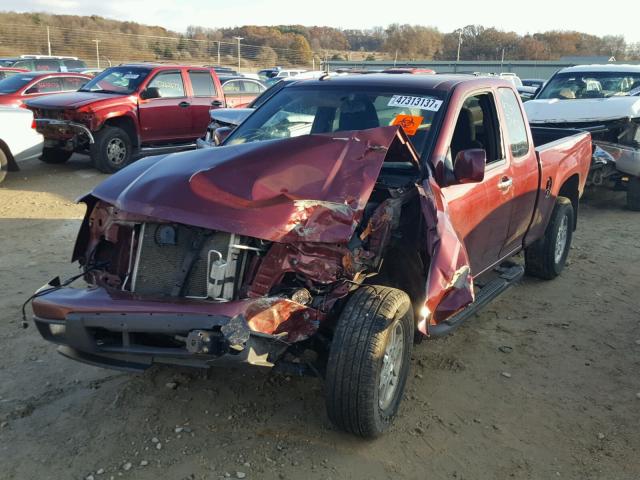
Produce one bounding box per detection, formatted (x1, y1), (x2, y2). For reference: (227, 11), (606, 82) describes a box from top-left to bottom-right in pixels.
(29, 74), (591, 437)
(26, 64), (225, 173)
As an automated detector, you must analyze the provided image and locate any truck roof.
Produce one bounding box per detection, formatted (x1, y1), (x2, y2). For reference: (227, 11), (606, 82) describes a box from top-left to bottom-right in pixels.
(558, 64), (640, 74)
(295, 73), (514, 92)
(118, 63), (214, 70)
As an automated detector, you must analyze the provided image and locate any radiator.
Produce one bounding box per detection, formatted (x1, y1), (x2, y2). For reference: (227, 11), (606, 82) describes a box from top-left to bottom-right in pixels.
(131, 223), (244, 300)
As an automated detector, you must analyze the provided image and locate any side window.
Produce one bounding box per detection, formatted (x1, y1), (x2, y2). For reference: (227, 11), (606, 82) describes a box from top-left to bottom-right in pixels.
(498, 88), (529, 157)
(450, 92), (503, 165)
(147, 71), (185, 98)
(242, 81), (263, 94)
(222, 80), (242, 94)
(62, 76), (87, 91)
(35, 60), (60, 71)
(12, 60), (31, 70)
(31, 78), (63, 93)
(188, 71), (216, 97)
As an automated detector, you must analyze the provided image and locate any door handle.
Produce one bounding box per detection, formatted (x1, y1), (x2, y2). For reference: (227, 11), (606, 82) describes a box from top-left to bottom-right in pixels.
(498, 177), (513, 190)
(178, 101), (190, 108)
(211, 100), (223, 107)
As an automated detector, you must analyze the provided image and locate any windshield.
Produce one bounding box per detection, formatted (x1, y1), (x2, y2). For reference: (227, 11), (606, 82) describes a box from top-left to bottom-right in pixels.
(226, 85), (445, 158)
(79, 66), (151, 94)
(537, 71), (640, 99)
(0, 75), (34, 94)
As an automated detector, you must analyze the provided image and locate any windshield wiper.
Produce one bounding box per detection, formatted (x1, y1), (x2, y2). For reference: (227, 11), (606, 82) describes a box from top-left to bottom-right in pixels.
(79, 89), (124, 94)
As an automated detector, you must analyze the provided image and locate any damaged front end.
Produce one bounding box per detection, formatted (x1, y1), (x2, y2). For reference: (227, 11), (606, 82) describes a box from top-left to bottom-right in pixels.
(33, 127), (474, 372)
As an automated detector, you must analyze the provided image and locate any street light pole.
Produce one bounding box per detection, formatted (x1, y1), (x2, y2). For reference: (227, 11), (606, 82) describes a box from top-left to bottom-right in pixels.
(46, 26), (51, 56)
(233, 36), (243, 71)
(92, 39), (101, 68)
(456, 29), (463, 62)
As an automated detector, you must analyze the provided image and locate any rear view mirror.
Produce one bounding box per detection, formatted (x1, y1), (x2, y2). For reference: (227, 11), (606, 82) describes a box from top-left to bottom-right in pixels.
(140, 87), (160, 100)
(453, 149), (486, 184)
(214, 127), (233, 146)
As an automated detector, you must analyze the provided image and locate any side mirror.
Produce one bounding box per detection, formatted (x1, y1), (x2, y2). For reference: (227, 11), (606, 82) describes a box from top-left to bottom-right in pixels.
(25, 87), (39, 94)
(453, 149), (486, 184)
(213, 126), (233, 146)
(140, 87), (160, 100)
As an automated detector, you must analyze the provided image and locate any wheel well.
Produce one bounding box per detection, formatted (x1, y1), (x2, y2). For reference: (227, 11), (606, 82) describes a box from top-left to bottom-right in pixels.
(0, 139), (19, 171)
(558, 174), (579, 230)
(104, 116), (139, 149)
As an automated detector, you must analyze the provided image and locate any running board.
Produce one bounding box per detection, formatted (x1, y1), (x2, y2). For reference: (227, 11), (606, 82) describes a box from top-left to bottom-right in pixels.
(138, 143), (197, 154)
(428, 263), (525, 338)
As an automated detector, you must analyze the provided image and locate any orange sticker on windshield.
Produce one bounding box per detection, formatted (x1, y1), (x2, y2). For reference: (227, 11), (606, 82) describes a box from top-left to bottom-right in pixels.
(392, 114), (424, 136)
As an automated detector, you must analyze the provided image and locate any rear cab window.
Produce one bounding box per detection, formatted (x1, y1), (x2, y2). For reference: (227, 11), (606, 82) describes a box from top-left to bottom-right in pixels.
(498, 88), (530, 157)
(188, 70), (217, 97)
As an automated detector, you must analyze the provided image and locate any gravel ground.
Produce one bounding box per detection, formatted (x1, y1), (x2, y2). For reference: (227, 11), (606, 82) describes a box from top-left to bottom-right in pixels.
(0, 155), (639, 480)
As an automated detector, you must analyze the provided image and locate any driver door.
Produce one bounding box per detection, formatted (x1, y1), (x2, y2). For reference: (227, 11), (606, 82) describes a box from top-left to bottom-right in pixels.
(440, 91), (514, 275)
(138, 70), (191, 143)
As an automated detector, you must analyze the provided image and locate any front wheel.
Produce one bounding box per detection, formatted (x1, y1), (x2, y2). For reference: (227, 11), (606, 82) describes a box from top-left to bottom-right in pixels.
(525, 197), (574, 280)
(325, 286), (414, 438)
(0, 148), (8, 183)
(90, 126), (132, 174)
(627, 176), (640, 211)
(40, 147), (72, 164)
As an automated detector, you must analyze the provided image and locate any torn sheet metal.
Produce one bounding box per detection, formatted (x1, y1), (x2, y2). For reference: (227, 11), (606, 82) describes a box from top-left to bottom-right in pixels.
(418, 177), (475, 335)
(87, 126), (414, 244)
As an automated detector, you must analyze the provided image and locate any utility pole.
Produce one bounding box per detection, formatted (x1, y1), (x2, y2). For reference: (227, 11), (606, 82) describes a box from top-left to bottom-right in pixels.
(92, 39), (101, 68)
(46, 26), (51, 56)
(456, 29), (463, 62)
(500, 47), (505, 72)
(394, 50), (398, 67)
(217, 41), (221, 66)
(233, 36), (243, 71)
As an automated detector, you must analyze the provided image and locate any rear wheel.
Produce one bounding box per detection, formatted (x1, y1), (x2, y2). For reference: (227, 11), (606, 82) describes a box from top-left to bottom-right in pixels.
(90, 126), (132, 174)
(627, 176), (640, 211)
(525, 197), (574, 280)
(40, 147), (72, 164)
(0, 148), (8, 183)
(325, 286), (413, 438)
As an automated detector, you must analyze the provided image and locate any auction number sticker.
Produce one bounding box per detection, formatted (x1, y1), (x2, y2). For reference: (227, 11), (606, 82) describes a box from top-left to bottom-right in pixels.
(388, 95), (443, 111)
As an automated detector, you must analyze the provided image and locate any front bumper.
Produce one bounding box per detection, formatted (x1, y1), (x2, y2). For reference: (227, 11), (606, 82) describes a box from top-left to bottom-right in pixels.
(35, 118), (94, 145)
(32, 287), (314, 372)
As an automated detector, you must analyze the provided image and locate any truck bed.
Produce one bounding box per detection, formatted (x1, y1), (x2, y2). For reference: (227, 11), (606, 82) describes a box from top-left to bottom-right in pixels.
(524, 127), (592, 244)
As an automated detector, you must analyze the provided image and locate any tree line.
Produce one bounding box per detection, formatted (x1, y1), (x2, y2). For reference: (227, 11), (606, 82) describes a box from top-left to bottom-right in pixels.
(1, 11), (639, 64)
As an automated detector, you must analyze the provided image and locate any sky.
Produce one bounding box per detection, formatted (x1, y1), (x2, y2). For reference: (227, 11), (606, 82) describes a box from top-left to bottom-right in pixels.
(3, 0), (640, 43)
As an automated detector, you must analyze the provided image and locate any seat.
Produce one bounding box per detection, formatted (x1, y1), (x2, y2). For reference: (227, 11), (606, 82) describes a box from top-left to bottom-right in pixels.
(338, 95), (379, 131)
(451, 107), (483, 161)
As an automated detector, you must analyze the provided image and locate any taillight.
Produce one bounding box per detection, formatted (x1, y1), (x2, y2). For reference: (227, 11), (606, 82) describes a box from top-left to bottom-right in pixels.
(31, 119), (37, 129)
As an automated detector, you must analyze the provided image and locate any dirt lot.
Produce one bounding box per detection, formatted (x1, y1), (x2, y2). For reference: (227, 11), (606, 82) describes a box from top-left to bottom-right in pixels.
(0, 156), (639, 480)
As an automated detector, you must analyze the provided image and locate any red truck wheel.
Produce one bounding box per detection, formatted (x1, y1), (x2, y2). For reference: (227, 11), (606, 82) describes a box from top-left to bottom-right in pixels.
(325, 286), (413, 437)
(627, 177), (640, 211)
(40, 148), (72, 164)
(91, 126), (132, 174)
(525, 197), (574, 280)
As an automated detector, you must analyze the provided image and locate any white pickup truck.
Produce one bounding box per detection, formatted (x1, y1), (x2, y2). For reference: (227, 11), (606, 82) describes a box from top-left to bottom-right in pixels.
(0, 107), (43, 183)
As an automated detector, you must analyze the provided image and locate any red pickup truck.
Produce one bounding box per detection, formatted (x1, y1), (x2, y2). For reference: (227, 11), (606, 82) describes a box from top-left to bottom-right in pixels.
(29, 74), (591, 437)
(26, 64), (225, 172)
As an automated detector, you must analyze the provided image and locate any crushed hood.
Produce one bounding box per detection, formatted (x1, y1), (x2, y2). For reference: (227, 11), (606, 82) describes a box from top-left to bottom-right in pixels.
(525, 96), (640, 123)
(25, 91), (127, 110)
(210, 107), (253, 126)
(89, 126), (418, 243)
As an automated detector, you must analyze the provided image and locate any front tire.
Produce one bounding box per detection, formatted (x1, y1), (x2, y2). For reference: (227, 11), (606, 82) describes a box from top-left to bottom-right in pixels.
(90, 126), (132, 174)
(0, 148), (8, 183)
(627, 176), (640, 211)
(325, 286), (414, 438)
(525, 197), (574, 280)
(40, 147), (72, 164)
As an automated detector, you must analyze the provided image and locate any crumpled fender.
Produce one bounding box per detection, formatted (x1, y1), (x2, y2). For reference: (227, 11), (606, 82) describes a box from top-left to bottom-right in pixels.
(418, 177), (475, 335)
